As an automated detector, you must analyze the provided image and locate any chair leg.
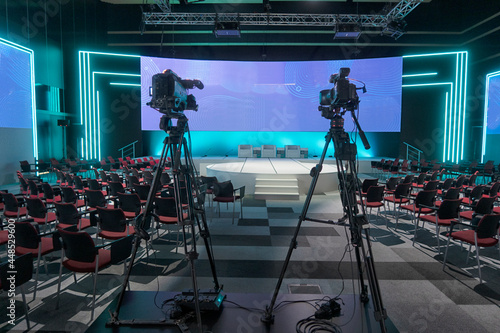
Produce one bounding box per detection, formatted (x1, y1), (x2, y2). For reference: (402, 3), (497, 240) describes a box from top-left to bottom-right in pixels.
(56, 255), (64, 309)
(475, 243), (483, 283)
(91, 257), (99, 322)
(413, 219), (419, 246)
(20, 285), (31, 330)
(232, 201), (236, 224)
(33, 248), (42, 300)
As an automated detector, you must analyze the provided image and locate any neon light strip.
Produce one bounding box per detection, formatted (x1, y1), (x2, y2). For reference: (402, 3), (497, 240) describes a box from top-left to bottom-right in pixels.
(402, 72), (438, 78)
(97, 90), (101, 161)
(79, 51), (140, 162)
(403, 51), (468, 163)
(109, 83), (142, 87)
(444, 92), (449, 162)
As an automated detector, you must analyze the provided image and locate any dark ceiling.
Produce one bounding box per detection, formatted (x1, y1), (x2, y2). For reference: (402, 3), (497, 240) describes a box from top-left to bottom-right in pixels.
(100, 0), (500, 65)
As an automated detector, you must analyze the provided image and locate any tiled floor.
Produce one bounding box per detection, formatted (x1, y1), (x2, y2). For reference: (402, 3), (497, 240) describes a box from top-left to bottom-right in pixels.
(1, 180), (500, 332)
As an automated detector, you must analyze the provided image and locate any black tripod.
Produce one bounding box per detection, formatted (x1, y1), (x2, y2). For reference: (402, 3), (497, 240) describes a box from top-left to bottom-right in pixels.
(262, 111), (388, 332)
(107, 112), (221, 332)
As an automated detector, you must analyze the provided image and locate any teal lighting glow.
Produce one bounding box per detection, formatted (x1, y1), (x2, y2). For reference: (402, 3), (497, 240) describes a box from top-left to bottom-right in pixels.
(79, 51), (140, 161)
(402, 72), (438, 78)
(403, 51), (468, 163)
(481, 70), (500, 162)
(0, 38), (37, 159)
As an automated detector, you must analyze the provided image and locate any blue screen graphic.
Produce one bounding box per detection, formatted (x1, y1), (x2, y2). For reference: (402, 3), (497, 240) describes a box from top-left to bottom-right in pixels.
(0, 42), (33, 129)
(141, 56), (402, 132)
(487, 74), (500, 135)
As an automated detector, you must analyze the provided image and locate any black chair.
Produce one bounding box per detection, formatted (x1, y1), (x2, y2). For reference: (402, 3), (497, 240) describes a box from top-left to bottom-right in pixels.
(443, 214), (500, 283)
(153, 196), (187, 248)
(85, 189), (110, 212)
(116, 192), (142, 219)
(459, 196), (496, 221)
(357, 185), (385, 223)
(15, 221), (60, 299)
(1, 192), (27, 219)
(25, 197), (57, 232)
(1, 253), (33, 329)
(54, 202), (92, 230)
(383, 183), (411, 226)
(416, 199), (462, 252)
(96, 207), (136, 241)
(60, 186), (86, 208)
(56, 228), (133, 320)
(213, 181), (245, 224)
(359, 178), (379, 198)
(132, 183), (151, 205)
(41, 182), (62, 204)
(462, 185), (485, 206)
(400, 190), (437, 228)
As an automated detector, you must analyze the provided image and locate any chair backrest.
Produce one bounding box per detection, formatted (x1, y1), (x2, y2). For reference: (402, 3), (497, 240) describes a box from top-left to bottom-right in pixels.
(394, 183), (411, 199)
(441, 178), (454, 191)
(474, 196), (496, 215)
(133, 183), (150, 200)
(475, 214), (500, 239)
(41, 183), (56, 199)
(415, 173), (426, 185)
(214, 181), (234, 197)
(489, 182), (500, 197)
(54, 202), (80, 226)
(27, 180), (39, 196)
(108, 181), (125, 197)
(415, 190), (437, 208)
(61, 186), (78, 204)
(117, 192), (141, 214)
(59, 228), (97, 263)
(88, 179), (102, 191)
(18, 175), (29, 192)
(85, 189), (107, 208)
(154, 196), (178, 217)
(97, 207), (127, 232)
(160, 172), (171, 186)
(127, 175), (140, 186)
(455, 174), (466, 188)
(361, 179), (378, 193)
(99, 170), (109, 182)
(468, 185), (485, 201)
(443, 187), (461, 200)
(424, 180), (439, 191)
(366, 186), (385, 203)
(109, 173), (122, 183)
(15, 222), (40, 249)
(2, 192), (20, 212)
(131, 168), (140, 179)
(437, 199), (462, 219)
(26, 197), (47, 219)
(386, 177), (399, 191)
(73, 176), (85, 190)
(0, 253), (33, 290)
(401, 174), (414, 184)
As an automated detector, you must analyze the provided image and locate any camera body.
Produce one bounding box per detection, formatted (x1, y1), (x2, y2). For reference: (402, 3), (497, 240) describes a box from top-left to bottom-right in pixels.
(318, 67), (359, 118)
(148, 69), (203, 113)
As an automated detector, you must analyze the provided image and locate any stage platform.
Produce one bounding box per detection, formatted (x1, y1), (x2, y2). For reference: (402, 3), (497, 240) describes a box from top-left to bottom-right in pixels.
(88, 291), (398, 332)
(195, 157), (375, 199)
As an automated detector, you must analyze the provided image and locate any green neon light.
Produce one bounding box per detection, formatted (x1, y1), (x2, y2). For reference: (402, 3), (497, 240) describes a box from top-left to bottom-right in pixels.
(444, 92), (449, 162)
(402, 72), (438, 78)
(110, 83), (141, 87)
(403, 51), (468, 163)
(79, 51), (140, 161)
(402, 82), (453, 88)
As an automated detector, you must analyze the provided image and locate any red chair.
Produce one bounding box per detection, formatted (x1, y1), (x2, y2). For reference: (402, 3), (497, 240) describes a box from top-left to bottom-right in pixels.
(383, 183), (411, 226)
(443, 214), (500, 283)
(459, 196), (496, 221)
(213, 181), (245, 224)
(25, 197), (57, 232)
(400, 190), (437, 229)
(96, 207), (135, 240)
(1, 192), (27, 219)
(415, 199), (462, 253)
(357, 185), (385, 223)
(56, 228), (133, 320)
(54, 202), (92, 230)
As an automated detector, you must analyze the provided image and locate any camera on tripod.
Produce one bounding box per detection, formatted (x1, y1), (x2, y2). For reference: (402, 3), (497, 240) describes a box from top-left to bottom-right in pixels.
(147, 69), (204, 113)
(318, 67), (359, 119)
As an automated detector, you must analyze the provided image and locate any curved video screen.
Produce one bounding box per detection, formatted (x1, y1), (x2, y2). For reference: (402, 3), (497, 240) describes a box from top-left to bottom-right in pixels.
(141, 56), (402, 132)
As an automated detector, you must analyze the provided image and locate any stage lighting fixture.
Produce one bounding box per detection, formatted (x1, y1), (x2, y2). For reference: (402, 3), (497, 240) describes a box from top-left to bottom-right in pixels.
(383, 19), (407, 40)
(334, 23), (361, 39)
(213, 21), (241, 38)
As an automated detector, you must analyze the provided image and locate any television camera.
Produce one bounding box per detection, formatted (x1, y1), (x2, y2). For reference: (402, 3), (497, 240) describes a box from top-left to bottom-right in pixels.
(318, 67), (365, 119)
(147, 69), (204, 113)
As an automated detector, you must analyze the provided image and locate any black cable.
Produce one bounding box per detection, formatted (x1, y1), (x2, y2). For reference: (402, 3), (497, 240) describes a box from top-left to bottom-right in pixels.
(296, 315), (342, 333)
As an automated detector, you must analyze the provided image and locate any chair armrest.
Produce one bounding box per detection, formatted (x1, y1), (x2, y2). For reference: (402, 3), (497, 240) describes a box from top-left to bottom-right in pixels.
(419, 204), (438, 211)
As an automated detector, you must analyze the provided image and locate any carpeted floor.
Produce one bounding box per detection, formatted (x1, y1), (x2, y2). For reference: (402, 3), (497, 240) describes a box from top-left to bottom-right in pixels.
(1, 181), (500, 332)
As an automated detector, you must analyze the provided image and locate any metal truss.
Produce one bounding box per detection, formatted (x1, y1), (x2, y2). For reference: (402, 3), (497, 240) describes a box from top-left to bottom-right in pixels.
(143, 0), (424, 29)
(152, 0), (171, 13)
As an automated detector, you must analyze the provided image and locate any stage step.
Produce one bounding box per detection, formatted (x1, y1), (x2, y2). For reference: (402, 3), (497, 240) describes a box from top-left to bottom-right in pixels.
(254, 178), (299, 200)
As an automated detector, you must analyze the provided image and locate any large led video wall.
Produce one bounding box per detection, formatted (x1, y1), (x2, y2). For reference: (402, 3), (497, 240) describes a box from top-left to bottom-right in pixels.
(0, 38), (36, 185)
(141, 57), (402, 134)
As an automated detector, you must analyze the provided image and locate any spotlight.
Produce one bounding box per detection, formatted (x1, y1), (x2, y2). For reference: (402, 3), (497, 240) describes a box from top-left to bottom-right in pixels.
(334, 23), (361, 39)
(213, 21), (241, 38)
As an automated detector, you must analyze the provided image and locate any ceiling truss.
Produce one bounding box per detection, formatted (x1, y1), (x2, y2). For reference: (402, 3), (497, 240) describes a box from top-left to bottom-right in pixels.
(143, 0), (424, 32)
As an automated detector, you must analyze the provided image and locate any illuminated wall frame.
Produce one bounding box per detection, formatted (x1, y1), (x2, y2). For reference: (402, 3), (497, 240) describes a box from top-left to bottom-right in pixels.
(79, 51), (140, 161)
(402, 51), (468, 163)
(481, 70), (500, 163)
(0, 37), (37, 159)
